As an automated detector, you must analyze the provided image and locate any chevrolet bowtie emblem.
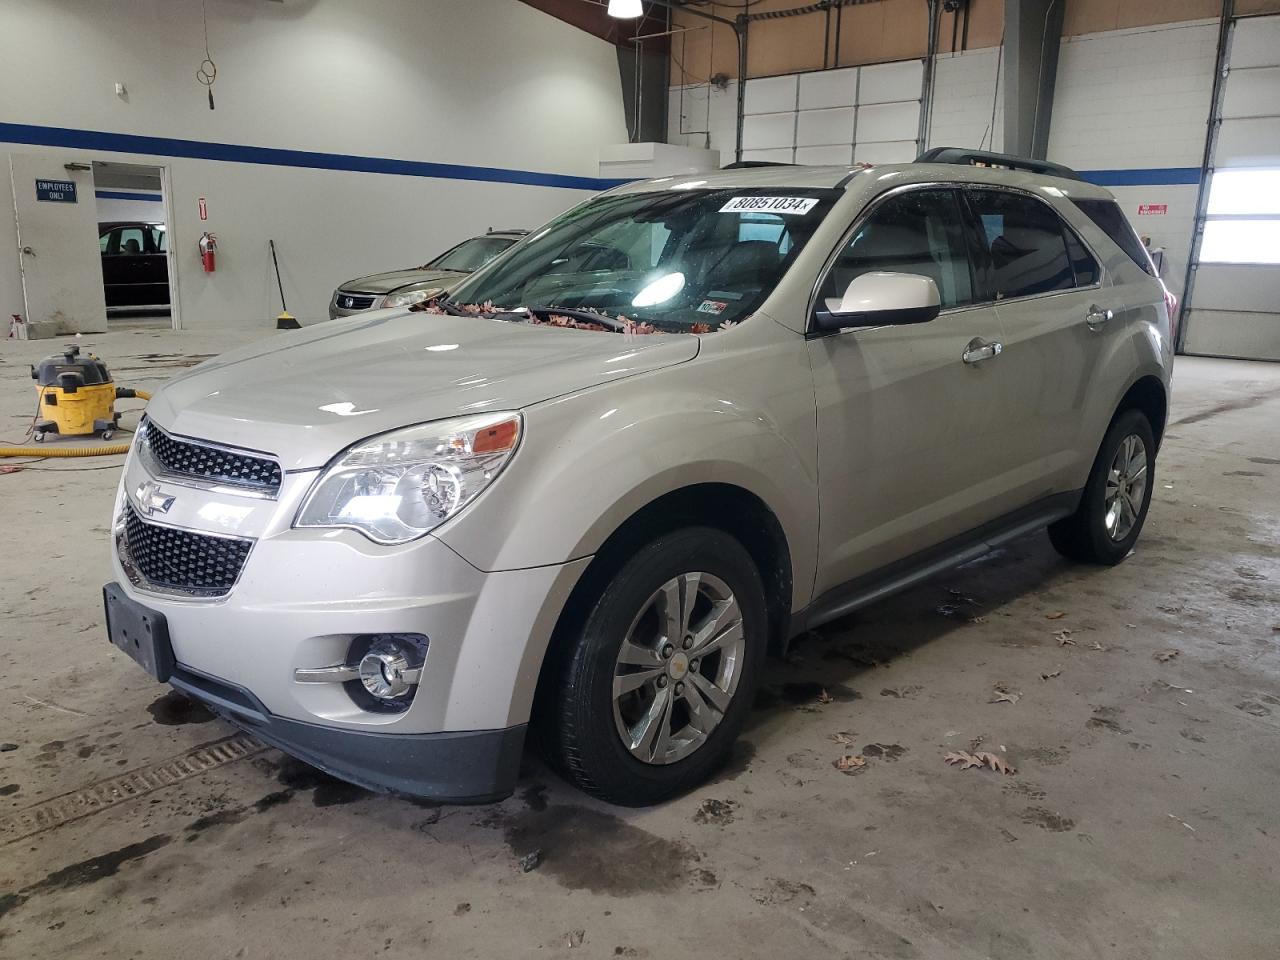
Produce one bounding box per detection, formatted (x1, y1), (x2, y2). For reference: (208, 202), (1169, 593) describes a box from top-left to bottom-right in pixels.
(136, 479), (176, 517)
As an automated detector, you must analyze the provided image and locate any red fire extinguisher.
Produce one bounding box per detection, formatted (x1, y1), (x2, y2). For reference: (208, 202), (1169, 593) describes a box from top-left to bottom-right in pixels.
(199, 232), (217, 273)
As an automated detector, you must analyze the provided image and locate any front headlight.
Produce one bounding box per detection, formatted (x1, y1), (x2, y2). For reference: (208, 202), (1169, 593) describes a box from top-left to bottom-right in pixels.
(382, 286), (443, 309)
(295, 412), (522, 544)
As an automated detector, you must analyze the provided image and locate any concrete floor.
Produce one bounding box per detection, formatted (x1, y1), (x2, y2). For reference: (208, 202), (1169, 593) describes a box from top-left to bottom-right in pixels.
(1, 328), (1277, 960)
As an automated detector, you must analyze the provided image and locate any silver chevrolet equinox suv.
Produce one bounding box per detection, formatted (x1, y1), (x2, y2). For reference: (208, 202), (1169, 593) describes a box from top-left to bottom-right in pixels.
(105, 149), (1174, 806)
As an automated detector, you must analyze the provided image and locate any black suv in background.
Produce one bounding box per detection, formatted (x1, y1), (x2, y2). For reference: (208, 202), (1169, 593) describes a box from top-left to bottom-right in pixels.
(99, 221), (169, 309)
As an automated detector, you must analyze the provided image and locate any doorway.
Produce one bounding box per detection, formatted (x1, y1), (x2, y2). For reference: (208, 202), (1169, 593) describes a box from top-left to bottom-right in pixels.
(1181, 14), (1280, 361)
(93, 161), (176, 330)
(9, 153), (178, 337)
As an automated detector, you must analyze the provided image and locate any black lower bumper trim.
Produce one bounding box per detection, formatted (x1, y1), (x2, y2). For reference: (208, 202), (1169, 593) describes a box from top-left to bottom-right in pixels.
(171, 669), (524, 803)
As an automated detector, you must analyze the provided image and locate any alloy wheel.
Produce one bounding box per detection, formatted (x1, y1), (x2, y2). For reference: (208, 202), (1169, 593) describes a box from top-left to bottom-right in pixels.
(611, 572), (745, 765)
(1104, 433), (1148, 541)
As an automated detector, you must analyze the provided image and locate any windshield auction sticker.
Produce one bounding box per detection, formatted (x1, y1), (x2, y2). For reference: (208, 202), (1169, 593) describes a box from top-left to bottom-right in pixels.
(719, 196), (819, 215)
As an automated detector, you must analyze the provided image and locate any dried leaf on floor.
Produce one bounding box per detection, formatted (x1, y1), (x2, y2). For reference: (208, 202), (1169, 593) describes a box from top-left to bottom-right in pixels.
(0, 465), (23, 475)
(833, 754), (866, 771)
(1089, 641), (1108, 652)
(1055, 629), (1076, 646)
(944, 751), (1016, 774)
(978, 752), (1016, 774)
(970, 615), (988, 624)
(945, 751), (983, 769)
(816, 688), (834, 705)
(1045, 611), (1067, 620)
(1154, 649), (1180, 663)
(828, 731), (857, 746)
(1040, 669), (1062, 681)
(989, 682), (1020, 704)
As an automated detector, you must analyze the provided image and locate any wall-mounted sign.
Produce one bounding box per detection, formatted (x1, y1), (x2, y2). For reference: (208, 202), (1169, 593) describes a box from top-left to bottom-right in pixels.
(198, 197), (208, 221)
(1137, 204), (1168, 216)
(35, 179), (77, 203)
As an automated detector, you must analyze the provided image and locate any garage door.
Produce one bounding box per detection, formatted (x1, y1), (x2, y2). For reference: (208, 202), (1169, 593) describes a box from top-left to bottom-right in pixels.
(740, 60), (923, 166)
(1183, 14), (1280, 360)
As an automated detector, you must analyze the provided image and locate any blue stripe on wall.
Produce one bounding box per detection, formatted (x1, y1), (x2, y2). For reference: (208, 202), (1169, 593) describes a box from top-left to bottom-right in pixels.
(0, 122), (629, 192)
(1079, 167), (1201, 187)
(95, 190), (162, 201)
(1, 121), (1203, 190)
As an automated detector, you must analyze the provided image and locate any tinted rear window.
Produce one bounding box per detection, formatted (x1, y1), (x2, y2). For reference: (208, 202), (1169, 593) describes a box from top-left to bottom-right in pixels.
(1070, 198), (1157, 277)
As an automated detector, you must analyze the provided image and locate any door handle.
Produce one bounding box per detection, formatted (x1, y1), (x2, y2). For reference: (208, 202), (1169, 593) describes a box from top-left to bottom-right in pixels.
(962, 337), (1003, 364)
(1086, 304), (1113, 329)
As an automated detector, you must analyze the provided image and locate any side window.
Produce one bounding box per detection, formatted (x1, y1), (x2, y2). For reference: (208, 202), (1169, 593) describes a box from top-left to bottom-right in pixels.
(1064, 228), (1098, 286)
(110, 226), (146, 256)
(99, 230), (113, 253)
(151, 226), (167, 253)
(1070, 198), (1157, 277)
(964, 190), (1074, 299)
(821, 189), (974, 310)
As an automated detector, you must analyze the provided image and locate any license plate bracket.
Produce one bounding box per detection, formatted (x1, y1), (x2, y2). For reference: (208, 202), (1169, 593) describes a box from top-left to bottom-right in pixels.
(104, 582), (175, 682)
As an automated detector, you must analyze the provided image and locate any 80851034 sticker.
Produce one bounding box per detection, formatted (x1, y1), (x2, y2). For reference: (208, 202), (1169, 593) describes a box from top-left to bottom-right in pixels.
(719, 196), (819, 215)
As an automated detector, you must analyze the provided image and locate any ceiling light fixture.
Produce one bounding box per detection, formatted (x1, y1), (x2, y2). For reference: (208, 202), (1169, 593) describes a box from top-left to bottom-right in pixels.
(608, 0), (643, 19)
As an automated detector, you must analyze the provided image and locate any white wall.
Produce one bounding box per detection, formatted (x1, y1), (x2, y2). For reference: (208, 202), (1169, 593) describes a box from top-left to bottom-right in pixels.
(0, 0), (628, 328)
(1048, 19), (1219, 298)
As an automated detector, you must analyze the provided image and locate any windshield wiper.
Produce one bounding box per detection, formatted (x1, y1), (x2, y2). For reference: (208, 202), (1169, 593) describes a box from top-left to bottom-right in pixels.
(527, 306), (627, 331)
(433, 298), (473, 317)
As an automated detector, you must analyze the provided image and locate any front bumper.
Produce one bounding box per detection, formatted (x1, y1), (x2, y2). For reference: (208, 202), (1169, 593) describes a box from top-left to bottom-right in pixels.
(169, 661), (524, 801)
(108, 453), (590, 800)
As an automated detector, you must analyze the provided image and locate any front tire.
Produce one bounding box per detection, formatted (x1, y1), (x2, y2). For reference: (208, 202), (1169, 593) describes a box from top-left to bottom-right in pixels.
(1049, 408), (1155, 565)
(547, 527), (767, 806)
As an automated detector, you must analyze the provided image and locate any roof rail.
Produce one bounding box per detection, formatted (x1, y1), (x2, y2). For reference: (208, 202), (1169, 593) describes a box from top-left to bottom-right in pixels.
(915, 147), (1083, 182)
(721, 160), (796, 169)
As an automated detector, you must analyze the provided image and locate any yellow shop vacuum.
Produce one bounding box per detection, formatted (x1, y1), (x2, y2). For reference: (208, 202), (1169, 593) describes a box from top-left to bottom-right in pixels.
(29, 344), (148, 442)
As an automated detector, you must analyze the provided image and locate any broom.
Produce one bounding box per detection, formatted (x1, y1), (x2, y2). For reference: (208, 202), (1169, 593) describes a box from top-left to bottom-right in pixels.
(269, 239), (300, 330)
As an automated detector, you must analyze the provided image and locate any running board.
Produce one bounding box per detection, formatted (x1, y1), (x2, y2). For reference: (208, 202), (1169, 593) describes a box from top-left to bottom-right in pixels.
(791, 492), (1080, 636)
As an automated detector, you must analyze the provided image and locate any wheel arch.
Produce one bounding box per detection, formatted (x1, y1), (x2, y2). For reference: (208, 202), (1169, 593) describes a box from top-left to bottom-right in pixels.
(1115, 374), (1168, 446)
(528, 482), (795, 737)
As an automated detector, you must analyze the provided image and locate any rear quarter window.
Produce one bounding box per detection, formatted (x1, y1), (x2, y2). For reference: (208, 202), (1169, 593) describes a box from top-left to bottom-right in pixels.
(1070, 198), (1157, 277)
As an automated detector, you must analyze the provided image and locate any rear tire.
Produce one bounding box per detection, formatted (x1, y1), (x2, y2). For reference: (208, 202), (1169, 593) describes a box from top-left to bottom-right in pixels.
(546, 527), (767, 806)
(1049, 408), (1155, 565)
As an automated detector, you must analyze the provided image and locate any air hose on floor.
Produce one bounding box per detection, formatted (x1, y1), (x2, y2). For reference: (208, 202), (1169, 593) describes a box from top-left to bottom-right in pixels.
(0, 389), (151, 458)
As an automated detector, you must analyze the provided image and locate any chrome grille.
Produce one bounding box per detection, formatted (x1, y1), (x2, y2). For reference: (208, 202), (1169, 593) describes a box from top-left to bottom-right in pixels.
(335, 291), (377, 310)
(141, 419), (282, 494)
(122, 503), (252, 597)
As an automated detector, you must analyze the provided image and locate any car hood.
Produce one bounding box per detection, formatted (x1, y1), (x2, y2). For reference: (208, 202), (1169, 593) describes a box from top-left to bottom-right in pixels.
(339, 267), (466, 295)
(147, 311), (700, 470)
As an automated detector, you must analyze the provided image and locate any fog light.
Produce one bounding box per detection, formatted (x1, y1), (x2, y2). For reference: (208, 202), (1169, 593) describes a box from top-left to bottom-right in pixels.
(294, 633), (427, 714)
(359, 641), (415, 699)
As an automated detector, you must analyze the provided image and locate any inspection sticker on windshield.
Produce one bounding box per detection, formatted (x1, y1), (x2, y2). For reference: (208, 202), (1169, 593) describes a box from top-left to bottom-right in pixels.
(719, 196), (818, 215)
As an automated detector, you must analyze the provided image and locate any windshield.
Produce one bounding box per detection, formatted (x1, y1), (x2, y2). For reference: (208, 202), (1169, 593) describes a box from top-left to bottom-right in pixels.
(444, 188), (840, 332)
(425, 235), (518, 272)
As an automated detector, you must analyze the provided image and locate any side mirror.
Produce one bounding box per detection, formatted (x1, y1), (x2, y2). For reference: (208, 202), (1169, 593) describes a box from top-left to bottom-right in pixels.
(811, 271), (942, 334)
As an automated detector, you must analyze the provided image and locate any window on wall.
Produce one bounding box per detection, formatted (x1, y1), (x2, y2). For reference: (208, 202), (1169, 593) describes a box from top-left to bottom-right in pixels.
(1199, 169), (1280, 265)
(964, 190), (1075, 300)
(820, 189), (975, 310)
